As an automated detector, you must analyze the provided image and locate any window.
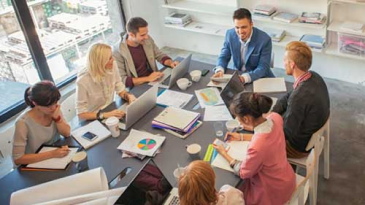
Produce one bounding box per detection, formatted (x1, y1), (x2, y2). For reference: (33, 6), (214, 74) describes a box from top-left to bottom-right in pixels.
(0, 0), (125, 123)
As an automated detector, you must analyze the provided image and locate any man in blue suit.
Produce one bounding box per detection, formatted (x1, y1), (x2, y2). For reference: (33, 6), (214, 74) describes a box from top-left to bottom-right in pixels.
(213, 8), (275, 83)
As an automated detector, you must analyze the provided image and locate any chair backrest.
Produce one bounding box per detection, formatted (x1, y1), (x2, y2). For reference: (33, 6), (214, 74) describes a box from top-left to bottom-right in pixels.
(0, 126), (15, 179)
(288, 149), (316, 205)
(305, 117), (330, 151)
(270, 52), (275, 69)
(61, 92), (76, 122)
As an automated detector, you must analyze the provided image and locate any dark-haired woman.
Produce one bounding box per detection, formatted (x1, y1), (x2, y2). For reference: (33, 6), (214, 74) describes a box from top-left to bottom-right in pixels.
(213, 92), (295, 205)
(12, 81), (71, 165)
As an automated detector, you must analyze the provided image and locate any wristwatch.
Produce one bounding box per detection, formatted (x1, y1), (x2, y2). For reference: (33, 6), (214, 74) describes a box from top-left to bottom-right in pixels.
(97, 110), (104, 121)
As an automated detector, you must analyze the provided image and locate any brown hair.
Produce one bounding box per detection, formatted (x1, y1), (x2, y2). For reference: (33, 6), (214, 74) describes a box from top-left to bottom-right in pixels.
(127, 17), (148, 35)
(24, 80), (60, 108)
(286, 41), (312, 71)
(230, 92), (272, 119)
(233, 8), (252, 22)
(178, 161), (218, 205)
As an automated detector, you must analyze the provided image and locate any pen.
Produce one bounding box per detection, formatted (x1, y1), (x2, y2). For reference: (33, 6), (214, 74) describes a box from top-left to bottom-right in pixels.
(224, 128), (236, 142)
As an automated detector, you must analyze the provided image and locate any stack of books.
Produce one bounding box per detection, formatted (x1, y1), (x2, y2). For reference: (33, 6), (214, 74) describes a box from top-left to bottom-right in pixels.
(164, 13), (192, 27)
(299, 12), (326, 24)
(152, 107), (201, 139)
(253, 5), (277, 18)
(300, 34), (326, 51)
(273, 12), (298, 23)
(263, 28), (286, 42)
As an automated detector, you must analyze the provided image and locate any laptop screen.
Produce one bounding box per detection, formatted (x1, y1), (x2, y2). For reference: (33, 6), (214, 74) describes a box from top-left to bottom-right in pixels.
(220, 72), (245, 117)
(114, 160), (173, 205)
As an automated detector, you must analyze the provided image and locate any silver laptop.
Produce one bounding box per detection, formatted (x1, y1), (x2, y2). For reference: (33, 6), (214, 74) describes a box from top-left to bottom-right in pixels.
(114, 159), (179, 205)
(117, 85), (158, 130)
(153, 54), (192, 89)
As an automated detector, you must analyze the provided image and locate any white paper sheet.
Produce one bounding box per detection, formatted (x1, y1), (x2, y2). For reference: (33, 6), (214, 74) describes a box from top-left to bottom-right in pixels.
(10, 168), (108, 205)
(195, 87), (224, 108)
(207, 81), (227, 88)
(71, 120), (111, 149)
(117, 129), (166, 157)
(204, 105), (233, 121)
(26, 147), (78, 169)
(157, 90), (193, 108)
(253, 78), (287, 93)
(211, 141), (250, 172)
(270, 97), (278, 112)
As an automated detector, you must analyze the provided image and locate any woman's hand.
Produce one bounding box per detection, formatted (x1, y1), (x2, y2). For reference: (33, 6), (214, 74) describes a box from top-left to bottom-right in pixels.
(224, 132), (242, 142)
(52, 146), (70, 158)
(104, 110), (125, 119)
(213, 144), (227, 156)
(52, 104), (61, 119)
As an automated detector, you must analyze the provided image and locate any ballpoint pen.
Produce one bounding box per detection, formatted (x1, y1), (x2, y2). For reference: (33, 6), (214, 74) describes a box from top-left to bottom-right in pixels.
(224, 128), (236, 142)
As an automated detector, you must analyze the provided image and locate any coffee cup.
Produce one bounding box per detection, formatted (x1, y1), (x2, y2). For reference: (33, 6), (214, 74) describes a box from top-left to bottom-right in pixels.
(190, 70), (202, 82)
(105, 117), (120, 138)
(177, 78), (192, 91)
(225, 119), (240, 132)
(72, 151), (89, 172)
(173, 167), (185, 182)
(186, 143), (201, 160)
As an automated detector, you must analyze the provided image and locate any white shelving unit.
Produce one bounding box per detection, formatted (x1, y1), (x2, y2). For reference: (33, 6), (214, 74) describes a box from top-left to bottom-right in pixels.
(326, 43), (365, 60)
(252, 15), (327, 30)
(162, 0), (235, 16)
(327, 20), (365, 37)
(165, 21), (230, 37)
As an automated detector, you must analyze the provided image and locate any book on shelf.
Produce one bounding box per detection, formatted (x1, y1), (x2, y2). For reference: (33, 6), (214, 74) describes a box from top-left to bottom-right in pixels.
(165, 20), (192, 27)
(165, 13), (191, 24)
(273, 12), (298, 23)
(262, 28), (286, 42)
(300, 34), (325, 50)
(299, 12), (326, 24)
(253, 5), (277, 16)
(340, 21), (364, 34)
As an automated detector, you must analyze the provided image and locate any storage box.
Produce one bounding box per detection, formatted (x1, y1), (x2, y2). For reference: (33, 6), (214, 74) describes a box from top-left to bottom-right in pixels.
(338, 33), (365, 57)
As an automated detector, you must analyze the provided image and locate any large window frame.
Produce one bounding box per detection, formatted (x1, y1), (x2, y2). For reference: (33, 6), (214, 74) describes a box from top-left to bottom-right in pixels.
(0, 0), (126, 123)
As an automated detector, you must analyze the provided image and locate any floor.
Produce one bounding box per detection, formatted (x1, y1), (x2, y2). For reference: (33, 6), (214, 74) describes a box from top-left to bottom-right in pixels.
(161, 47), (365, 205)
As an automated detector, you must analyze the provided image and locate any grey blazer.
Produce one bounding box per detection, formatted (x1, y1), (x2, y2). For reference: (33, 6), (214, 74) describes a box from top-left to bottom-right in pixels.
(112, 34), (169, 85)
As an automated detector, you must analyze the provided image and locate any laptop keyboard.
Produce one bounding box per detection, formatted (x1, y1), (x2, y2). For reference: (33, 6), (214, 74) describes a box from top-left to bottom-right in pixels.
(168, 196), (180, 205)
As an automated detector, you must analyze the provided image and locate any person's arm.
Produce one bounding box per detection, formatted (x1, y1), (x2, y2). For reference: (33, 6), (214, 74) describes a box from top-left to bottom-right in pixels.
(14, 146), (70, 165)
(118, 90), (136, 104)
(131, 72), (164, 86)
(272, 91), (292, 115)
(52, 105), (71, 137)
(215, 30), (232, 74)
(149, 36), (173, 66)
(245, 38), (272, 83)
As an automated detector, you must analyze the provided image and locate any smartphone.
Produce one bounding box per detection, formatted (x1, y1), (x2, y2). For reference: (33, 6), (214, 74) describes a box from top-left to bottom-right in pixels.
(213, 138), (230, 151)
(82, 131), (98, 141)
(201, 69), (210, 76)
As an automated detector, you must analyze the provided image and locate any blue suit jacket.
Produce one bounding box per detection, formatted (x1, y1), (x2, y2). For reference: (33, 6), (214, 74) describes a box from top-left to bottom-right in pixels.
(216, 27), (275, 82)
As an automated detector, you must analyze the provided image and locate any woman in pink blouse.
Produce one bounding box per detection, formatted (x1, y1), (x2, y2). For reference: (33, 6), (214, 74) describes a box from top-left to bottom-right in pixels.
(214, 92), (295, 205)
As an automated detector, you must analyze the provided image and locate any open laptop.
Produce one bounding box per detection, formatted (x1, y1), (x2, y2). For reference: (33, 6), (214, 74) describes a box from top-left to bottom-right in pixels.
(114, 159), (179, 205)
(117, 85), (158, 130)
(153, 54), (192, 89)
(220, 71), (245, 118)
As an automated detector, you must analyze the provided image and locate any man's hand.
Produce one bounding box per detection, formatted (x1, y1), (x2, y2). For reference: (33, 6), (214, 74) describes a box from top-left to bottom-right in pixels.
(147, 72), (164, 82)
(239, 76), (246, 84)
(165, 59), (179, 68)
(212, 71), (224, 78)
(127, 94), (136, 104)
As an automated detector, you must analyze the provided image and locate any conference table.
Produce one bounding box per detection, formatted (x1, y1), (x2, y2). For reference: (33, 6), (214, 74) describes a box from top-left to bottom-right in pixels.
(0, 58), (292, 204)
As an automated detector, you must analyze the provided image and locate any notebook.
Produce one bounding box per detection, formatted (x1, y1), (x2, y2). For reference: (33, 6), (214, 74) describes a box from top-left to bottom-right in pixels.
(253, 78), (287, 93)
(154, 107), (200, 131)
(211, 141), (250, 172)
(71, 120), (111, 149)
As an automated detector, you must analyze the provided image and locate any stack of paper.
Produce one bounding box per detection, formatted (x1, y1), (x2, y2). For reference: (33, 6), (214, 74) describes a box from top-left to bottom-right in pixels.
(253, 5), (277, 17)
(299, 12), (326, 24)
(195, 87), (224, 108)
(164, 13), (192, 27)
(152, 107), (201, 133)
(204, 105), (233, 121)
(263, 28), (286, 42)
(211, 141), (250, 172)
(71, 120), (111, 149)
(300, 34), (325, 50)
(340, 21), (364, 34)
(157, 89), (193, 108)
(253, 78), (287, 93)
(273, 12), (298, 23)
(117, 129), (166, 157)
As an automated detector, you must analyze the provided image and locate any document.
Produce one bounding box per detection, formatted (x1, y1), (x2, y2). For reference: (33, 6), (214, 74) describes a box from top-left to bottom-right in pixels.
(154, 107), (200, 131)
(204, 105), (233, 121)
(71, 120), (111, 149)
(211, 141), (250, 172)
(195, 87), (224, 108)
(253, 77), (287, 93)
(157, 89), (193, 108)
(26, 146), (78, 170)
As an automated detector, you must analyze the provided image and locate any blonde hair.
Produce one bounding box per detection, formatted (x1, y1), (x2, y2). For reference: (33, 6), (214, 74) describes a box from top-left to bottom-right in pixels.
(178, 161), (218, 205)
(86, 43), (112, 82)
(285, 41), (312, 71)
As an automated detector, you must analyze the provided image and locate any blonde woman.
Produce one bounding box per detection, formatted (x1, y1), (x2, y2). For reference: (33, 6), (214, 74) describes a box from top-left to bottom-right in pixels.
(76, 43), (136, 121)
(178, 160), (244, 205)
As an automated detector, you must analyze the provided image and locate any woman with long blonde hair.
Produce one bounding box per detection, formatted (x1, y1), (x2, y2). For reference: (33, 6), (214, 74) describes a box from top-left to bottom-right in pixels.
(178, 160), (244, 205)
(76, 43), (136, 121)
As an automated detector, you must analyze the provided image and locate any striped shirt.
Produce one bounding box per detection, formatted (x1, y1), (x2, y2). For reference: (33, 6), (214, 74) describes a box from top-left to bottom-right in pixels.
(293, 71), (312, 89)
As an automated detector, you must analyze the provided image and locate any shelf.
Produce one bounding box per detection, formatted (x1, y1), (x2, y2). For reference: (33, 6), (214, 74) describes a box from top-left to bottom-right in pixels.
(162, 0), (235, 16)
(272, 35), (299, 47)
(328, 20), (365, 37)
(326, 43), (365, 60)
(252, 14), (327, 30)
(165, 21), (229, 37)
(330, 0), (365, 5)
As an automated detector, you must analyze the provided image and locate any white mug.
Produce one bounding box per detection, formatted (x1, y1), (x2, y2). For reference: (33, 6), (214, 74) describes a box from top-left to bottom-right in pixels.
(190, 70), (202, 82)
(186, 143), (201, 160)
(225, 119), (240, 132)
(177, 78), (192, 91)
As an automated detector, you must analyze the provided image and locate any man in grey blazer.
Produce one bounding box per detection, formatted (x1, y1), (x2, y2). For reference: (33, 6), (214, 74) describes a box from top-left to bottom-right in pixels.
(113, 17), (179, 88)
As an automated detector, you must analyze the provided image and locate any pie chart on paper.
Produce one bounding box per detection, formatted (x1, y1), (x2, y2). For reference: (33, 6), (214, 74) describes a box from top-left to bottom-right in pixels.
(137, 138), (157, 151)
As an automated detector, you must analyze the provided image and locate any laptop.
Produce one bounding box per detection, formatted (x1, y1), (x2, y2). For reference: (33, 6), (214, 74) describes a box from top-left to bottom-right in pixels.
(153, 54), (192, 89)
(117, 85), (158, 130)
(114, 159), (179, 205)
(220, 72), (245, 117)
